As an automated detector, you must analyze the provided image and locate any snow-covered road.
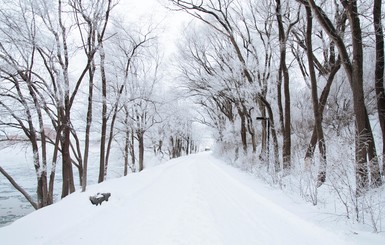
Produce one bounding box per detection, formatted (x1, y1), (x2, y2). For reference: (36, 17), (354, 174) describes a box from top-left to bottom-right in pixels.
(0, 152), (360, 244)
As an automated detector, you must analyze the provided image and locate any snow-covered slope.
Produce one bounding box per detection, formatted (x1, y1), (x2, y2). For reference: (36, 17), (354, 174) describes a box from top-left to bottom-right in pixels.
(0, 152), (383, 244)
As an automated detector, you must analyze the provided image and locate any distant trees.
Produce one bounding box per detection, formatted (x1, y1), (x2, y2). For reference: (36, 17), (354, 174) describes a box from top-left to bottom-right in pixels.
(124, 50), (162, 172)
(96, 21), (158, 181)
(172, 0), (280, 168)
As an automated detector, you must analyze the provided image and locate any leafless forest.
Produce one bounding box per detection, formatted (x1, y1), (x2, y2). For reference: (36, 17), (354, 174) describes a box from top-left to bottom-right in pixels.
(0, 0), (385, 232)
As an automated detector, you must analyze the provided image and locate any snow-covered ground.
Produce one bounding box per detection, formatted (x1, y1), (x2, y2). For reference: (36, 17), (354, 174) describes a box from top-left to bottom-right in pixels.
(0, 152), (384, 244)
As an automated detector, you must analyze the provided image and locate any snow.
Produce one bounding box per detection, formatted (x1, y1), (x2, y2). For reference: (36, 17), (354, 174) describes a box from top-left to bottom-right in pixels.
(0, 152), (383, 245)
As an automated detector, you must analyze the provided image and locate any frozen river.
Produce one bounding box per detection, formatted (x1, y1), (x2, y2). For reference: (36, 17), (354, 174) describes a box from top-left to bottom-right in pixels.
(0, 161), (37, 227)
(0, 143), (164, 227)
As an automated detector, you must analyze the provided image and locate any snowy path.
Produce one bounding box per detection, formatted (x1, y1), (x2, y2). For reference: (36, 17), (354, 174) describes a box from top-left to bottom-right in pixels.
(1, 152), (355, 244)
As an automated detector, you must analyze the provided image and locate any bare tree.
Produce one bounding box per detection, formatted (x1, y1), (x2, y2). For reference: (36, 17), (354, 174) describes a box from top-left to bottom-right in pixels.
(69, 0), (115, 191)
(129, 55), (162, 171)
(301, 0), (382, 194)
(41, 0), (115, 196)
(171, 0), (281, 169)
(274, 0), (300, 170)
(302, 3), (327, 185)
(0, 0), (55, 207)
(291, 2), (344, 170)
(0, 0), (117, 203)
(98, 22), (158, 180)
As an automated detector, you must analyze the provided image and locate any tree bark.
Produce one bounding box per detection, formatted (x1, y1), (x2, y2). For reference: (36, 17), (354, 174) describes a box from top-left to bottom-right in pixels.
(82, 60), (95, 191)
(258, 95), (280, 172)
(347, 0), (381, 192)
(138, 131), (145, 172)
(58, 0), (75, 198)
(130, 128), (136, 171)
(98, 41), (107, 183)
(124, 123), (130, 176)
(304, 4), (327, 186)
(275, 0), (292, 170)
(304, 57), (341, 163)
(236, 102), (248, 153)
(373, 0), (385, 178)
(61, 112), (75, 198)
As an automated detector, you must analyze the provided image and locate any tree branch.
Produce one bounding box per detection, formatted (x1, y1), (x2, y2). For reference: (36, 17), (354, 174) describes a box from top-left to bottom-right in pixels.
(0, 165), (38, 210)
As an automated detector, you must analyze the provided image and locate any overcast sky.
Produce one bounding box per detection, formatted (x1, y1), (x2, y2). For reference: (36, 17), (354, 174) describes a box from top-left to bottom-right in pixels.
(118, 0), (192, 55)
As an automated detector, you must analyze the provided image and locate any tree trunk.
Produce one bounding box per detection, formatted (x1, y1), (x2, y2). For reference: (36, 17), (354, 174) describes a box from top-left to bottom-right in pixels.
(248, 122), (257, 154)
(258, 95), (280, 172)
(258, 106), (268, 160)
(186, 136), (190, 155)
(124, 125), (129, 176)
(236, 103), (248, 153)
(348, 1), (380, 193)
(25, 55), (50, 206)
(104, 83), (125, 179)
(131, 128), (136, 171)
(31, 136), (44, 207)
(82, 60), (95, 191)
(304, 57), (341, 164)
(306, 0), (381, 195)
(61, 113), (75, 198)
(374, 0), (385, 178)
(59, 0), (75, 198)
(98, 42), (107, 183)
(275, 0), (291, 170)
(277, 76), (284, 134)
(245, 107), (257, 154)
(138, 131), (145, 172)
(304, 5), (327, 186)
(48, 130), (61, 205)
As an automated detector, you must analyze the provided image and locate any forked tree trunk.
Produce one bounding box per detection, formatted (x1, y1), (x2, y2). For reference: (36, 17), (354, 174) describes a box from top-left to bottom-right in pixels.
(275, 0), (292, 170)
(304, 58), (341, 164)
(305, 0), (382, 194)
(304, 5), (327, 186)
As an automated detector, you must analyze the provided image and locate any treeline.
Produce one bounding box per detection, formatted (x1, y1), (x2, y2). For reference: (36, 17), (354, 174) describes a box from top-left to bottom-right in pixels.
(170, 0), (385, 196)
(0, 0), (197, 210)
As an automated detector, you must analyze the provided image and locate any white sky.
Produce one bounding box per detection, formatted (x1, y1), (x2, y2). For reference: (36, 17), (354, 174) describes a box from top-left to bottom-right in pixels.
(118, 0), (192, 55)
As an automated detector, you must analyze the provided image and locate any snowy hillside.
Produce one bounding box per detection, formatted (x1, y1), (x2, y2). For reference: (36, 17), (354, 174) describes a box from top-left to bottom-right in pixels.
(0, 152), (383, 245)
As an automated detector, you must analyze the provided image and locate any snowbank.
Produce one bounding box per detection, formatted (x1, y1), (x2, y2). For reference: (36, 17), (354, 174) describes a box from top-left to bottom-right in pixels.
(0, 152), (383, 244)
